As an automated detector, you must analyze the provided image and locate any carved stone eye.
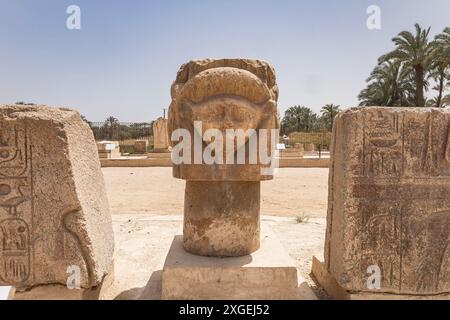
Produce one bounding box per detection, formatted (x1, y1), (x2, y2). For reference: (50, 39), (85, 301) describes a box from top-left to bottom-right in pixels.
(0, 184), (11, 196)
(0, 150), (10, 158)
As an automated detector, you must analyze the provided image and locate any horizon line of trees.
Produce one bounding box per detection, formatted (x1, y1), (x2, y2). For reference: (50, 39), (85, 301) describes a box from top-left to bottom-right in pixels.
(280, 104), (341, 135)
(85, 116), (153, 141)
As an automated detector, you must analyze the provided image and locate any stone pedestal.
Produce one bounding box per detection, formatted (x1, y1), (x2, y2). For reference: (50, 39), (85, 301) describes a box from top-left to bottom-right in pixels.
(162, 227), (316, 300)
(184, 181), (260, 257)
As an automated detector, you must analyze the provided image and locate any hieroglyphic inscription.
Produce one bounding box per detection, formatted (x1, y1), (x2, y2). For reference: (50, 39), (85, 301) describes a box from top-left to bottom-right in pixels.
(0, 121), (33, 285)
(354, 109), (450, 293)
(363, 111), (402, 177)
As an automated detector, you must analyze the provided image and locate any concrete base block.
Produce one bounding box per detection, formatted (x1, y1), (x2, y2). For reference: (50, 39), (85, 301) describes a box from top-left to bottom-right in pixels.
(311, 257), (450, 300)
(9, 266), (114, 300)
(161, 227), (317, 300)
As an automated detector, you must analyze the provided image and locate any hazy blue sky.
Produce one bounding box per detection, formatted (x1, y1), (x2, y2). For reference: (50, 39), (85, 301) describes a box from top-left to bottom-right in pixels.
(0, 0), (449, 122)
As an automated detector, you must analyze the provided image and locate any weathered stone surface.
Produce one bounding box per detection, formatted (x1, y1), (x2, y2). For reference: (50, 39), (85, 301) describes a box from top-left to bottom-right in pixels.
(183, 181), (260, 256)
(152, 118), (169, 152)
(0, 105), (114, 290)
(167, 59), (280, 257)
(133, 140), (148, 154)
(168, 58), (280, 182)
(325, 107), (450, 296)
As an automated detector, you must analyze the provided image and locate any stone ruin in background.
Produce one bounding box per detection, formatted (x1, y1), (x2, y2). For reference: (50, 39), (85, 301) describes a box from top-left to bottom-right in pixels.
(152, 117), (170, 153)
(0, 105), (114, 300)
(313, 107), (450, 299)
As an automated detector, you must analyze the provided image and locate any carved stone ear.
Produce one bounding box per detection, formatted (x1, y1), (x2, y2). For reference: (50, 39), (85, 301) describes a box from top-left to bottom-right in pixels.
(270, 85), (279, 102)
(170, 82), (184, 100)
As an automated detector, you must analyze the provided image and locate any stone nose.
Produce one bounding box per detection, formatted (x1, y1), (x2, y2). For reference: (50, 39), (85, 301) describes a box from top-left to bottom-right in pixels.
(220, 108), (233, 130)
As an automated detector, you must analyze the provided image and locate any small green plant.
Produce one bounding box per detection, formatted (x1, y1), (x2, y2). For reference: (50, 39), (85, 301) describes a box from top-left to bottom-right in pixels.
(295, 215), (310, 224)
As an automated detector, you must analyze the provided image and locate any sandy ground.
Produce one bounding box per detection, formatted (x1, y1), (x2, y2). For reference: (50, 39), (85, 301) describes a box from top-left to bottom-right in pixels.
(0, 168), (330, 300)
(104, 214), (327, 300)
(99, 167), (330, 300)
(103, 167), (329, 218)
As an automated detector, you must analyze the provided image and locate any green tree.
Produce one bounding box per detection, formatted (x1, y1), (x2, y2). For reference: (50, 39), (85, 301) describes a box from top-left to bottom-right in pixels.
(427, 94), (450, 108)
(281, 106), (320, 134)
(359, 60), (415, 106)
(379, 24), (434, 107)
(320, 104), (341, 130)
(103, 116), (120, 140)
(428, 27), (450, 107)
(443, 94), (450, 107)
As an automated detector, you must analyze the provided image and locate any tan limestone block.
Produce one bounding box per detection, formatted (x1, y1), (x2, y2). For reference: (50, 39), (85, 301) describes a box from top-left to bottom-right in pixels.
(325, 107), (450, 296)
(0, 105), (114, 291)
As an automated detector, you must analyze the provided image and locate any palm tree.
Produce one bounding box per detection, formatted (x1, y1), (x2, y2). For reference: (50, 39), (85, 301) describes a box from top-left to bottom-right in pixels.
(428, 94), (450, 108)
(429, 28), (450, 107)
(379, 24), (434, 107)
(281, 106), (319, 134)
(443, 94), (450, 107)
(436, 27), (450, 59)
(320, 104), (341, 130)
(103, 116), (120, 140)
(428, 66), (449, 107)
(359, 60), (415, 106)
(104, 116), (119, 125)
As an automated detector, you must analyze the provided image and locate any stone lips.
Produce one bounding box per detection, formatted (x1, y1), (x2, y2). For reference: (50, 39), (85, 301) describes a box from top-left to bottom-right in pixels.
(325, 107), (450, 295)
(168, 58), (280, 181)
(0, 105), (114, 289)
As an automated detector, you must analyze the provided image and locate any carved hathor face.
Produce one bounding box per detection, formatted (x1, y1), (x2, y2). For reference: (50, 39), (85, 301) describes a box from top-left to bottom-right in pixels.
(168, 59), (279, 180)
(169, 59), (278, 135)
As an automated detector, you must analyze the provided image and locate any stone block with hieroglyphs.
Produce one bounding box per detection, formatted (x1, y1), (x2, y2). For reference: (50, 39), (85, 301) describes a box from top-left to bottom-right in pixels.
(325, 107), (450, 296)
(0, 105), (114, 291)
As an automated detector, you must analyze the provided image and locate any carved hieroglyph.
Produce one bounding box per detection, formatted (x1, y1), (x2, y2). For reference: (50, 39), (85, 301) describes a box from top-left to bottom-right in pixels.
(0, 105), (114, 290)
(325, 107), (450, 295)
(152, 118), (170, 152)
(168, 58), (279, 257)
